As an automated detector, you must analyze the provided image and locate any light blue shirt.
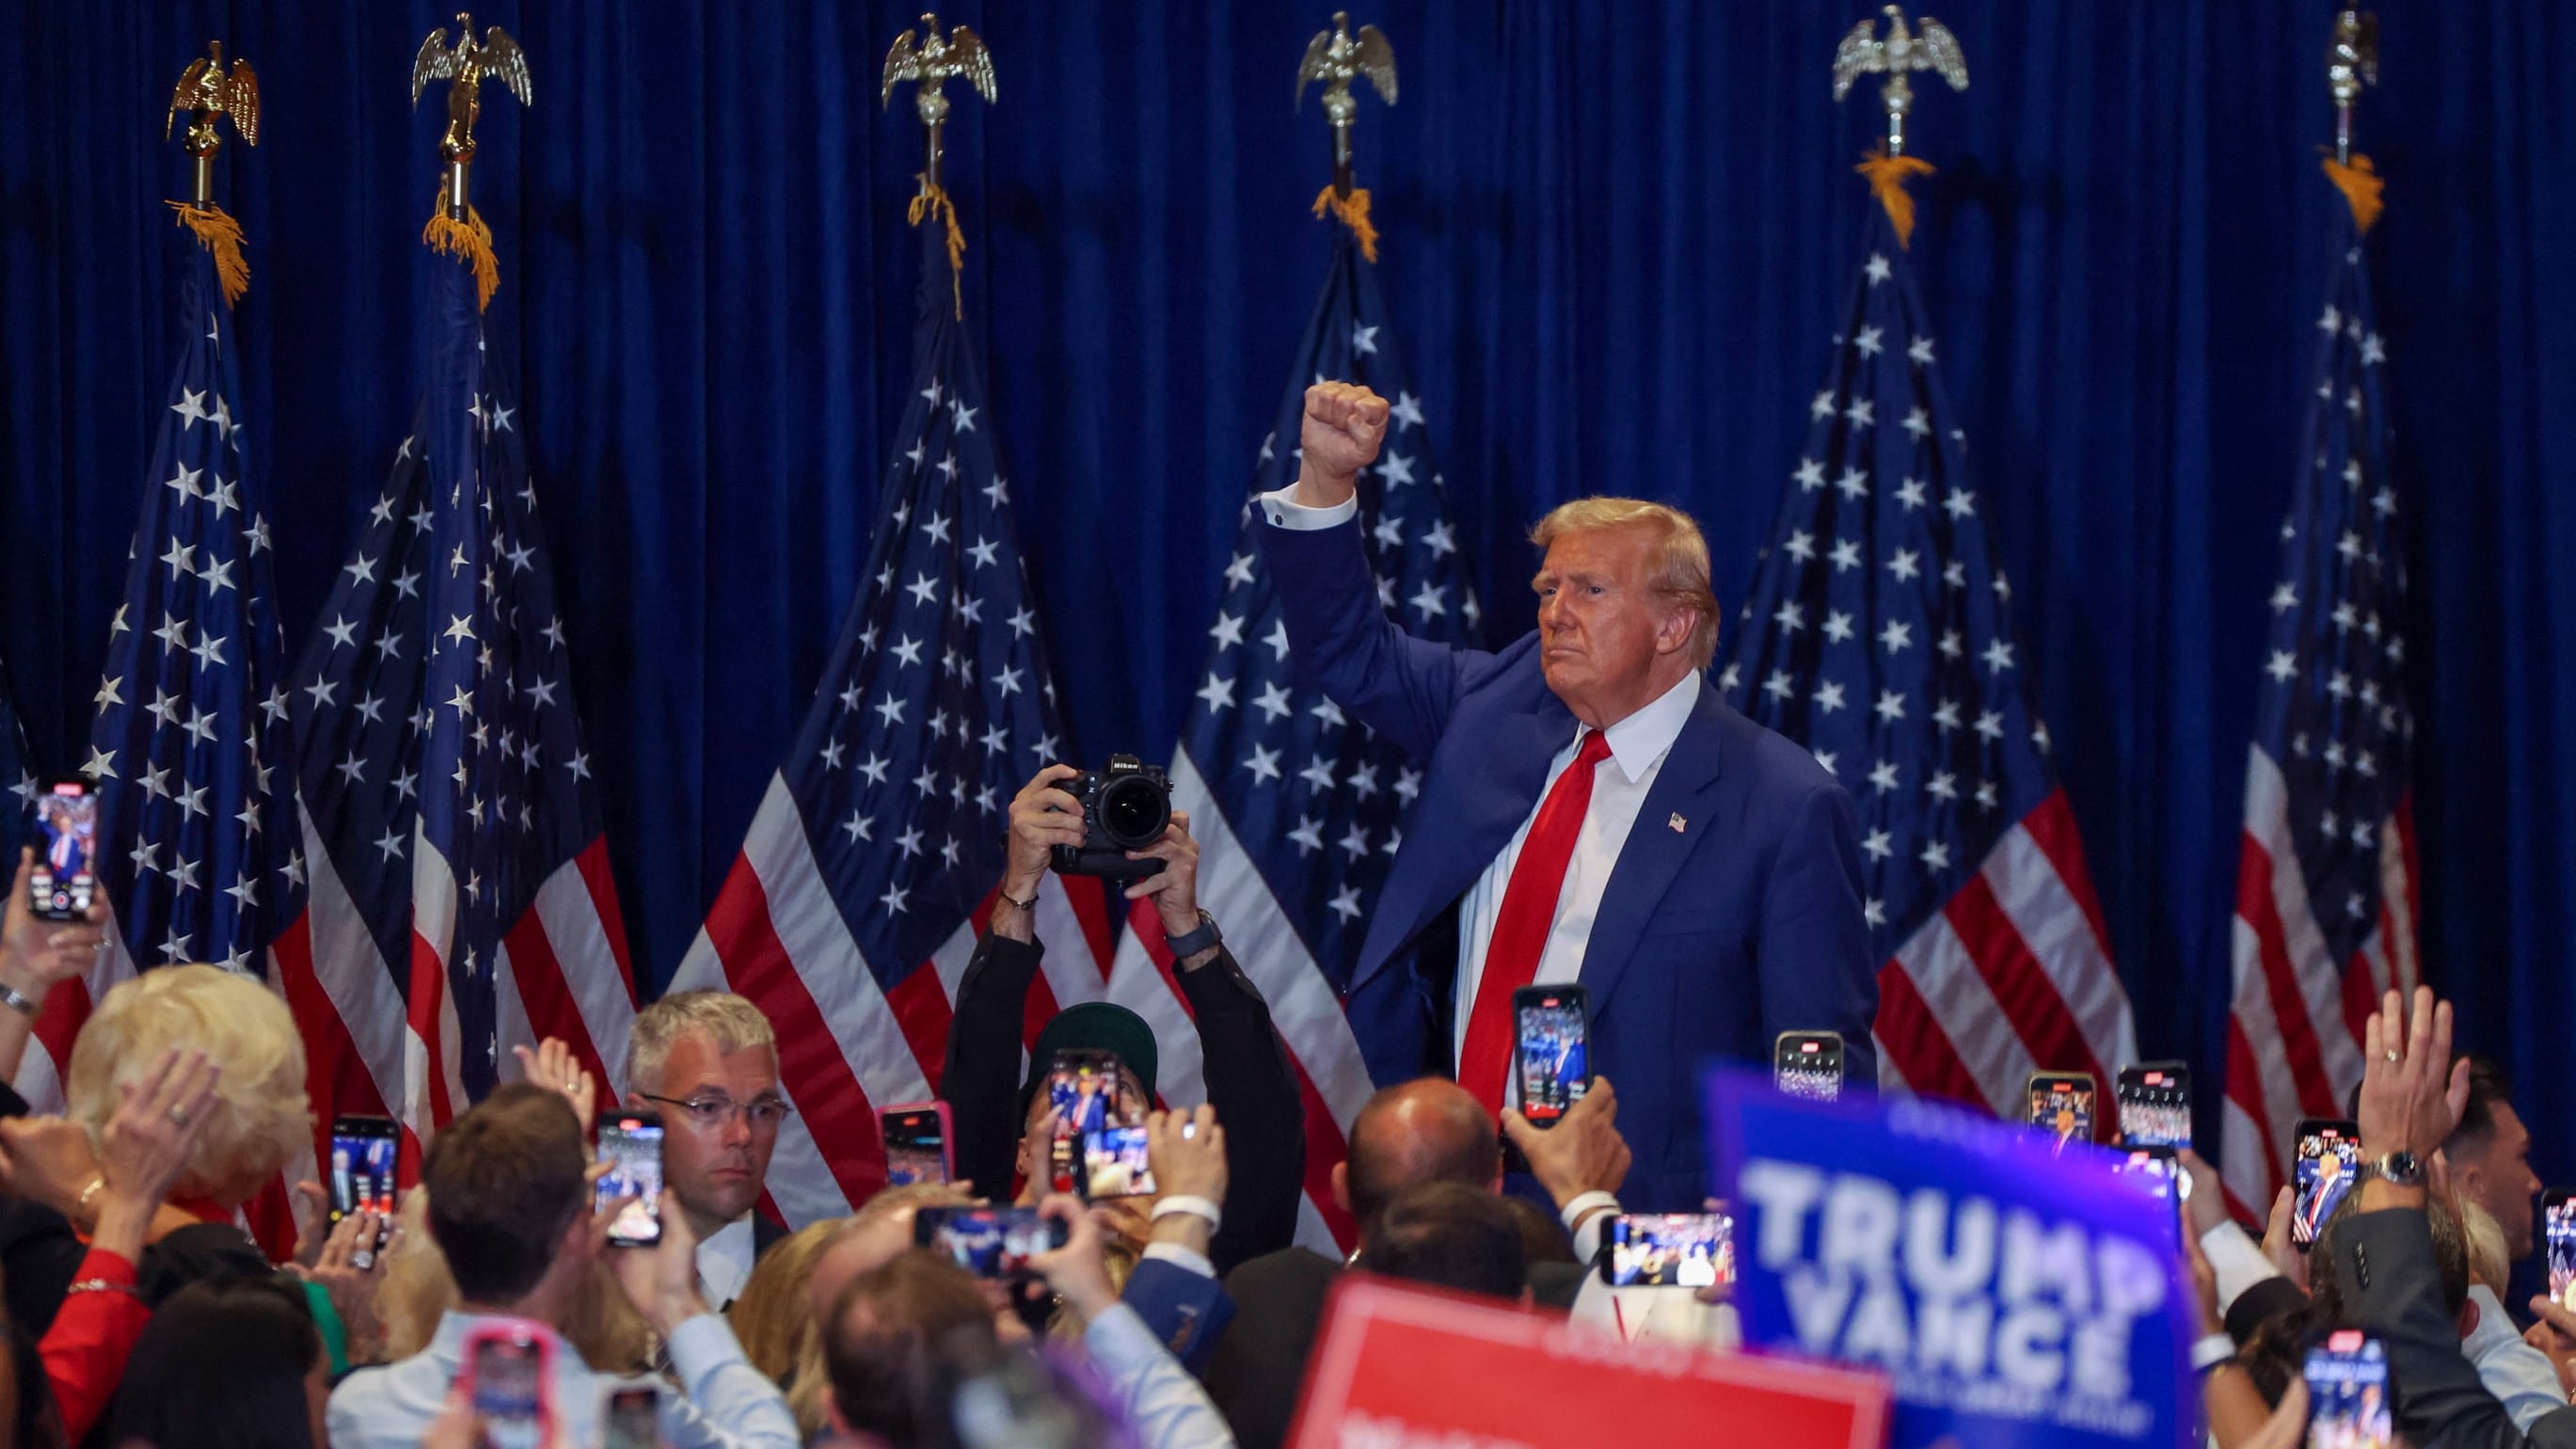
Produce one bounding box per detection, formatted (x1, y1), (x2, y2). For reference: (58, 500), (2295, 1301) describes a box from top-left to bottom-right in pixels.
(326, 1310), (800, 1449)
(2465, 1284), (2570, 1434)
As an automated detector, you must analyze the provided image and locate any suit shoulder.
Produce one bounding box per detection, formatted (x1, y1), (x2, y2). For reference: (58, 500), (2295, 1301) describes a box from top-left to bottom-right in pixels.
(1716, 701), (1846, 803)
(1223, 1245), (1342, 1294)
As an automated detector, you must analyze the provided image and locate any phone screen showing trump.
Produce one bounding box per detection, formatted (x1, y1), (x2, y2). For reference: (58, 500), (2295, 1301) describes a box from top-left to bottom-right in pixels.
(1512, 989), (1589, 1126)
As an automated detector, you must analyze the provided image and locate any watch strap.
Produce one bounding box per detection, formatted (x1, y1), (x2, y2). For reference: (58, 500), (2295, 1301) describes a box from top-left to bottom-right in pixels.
(0, 982), (38, 1017)
(1165, 912), (1222, 960)
(2365, 1151), (2425, 1187)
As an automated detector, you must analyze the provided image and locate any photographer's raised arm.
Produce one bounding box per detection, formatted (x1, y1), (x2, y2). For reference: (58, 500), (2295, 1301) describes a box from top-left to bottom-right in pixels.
(1256, 384), (1491, 760)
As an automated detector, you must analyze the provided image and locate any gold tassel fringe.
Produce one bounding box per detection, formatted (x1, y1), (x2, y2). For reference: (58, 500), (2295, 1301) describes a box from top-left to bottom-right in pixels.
(421, 202), (502, 311)
(909, 177), (968, 319)
(2324, 154), (2385, 235)
(1312, 185), (1381, 263)
(1856, 148), (1939, 249)
(167, 201), (251, 305)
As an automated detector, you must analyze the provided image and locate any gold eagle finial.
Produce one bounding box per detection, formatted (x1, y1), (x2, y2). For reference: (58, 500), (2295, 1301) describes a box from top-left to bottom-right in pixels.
(1296, 12), (1397, 197)
(883, 13), (996, 196)
(412, 12), (532, 218)
(1831, 5), (1968, 157)
(167, 42), (260, 207)
(2327, 9), (2378, 164)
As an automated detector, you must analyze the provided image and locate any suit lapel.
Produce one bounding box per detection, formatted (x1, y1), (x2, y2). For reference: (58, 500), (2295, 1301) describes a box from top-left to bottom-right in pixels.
(1578, 690), (1732, 1013)
(1353, 703), (1571, 991)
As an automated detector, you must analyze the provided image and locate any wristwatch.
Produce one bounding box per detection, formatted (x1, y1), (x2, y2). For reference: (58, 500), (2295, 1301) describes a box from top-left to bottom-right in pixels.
(2364, 1150), (2425, 1187)
(1165, 912), (1223, 960)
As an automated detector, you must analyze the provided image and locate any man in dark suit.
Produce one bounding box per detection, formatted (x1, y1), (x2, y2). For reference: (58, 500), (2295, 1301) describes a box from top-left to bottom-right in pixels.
(2331, 985), (2576, 1449)
(1259, 382), (1877, 1208)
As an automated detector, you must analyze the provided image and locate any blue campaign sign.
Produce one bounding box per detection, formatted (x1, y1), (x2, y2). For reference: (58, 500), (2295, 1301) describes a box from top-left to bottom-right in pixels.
(1708, 1069), (2193, 1449)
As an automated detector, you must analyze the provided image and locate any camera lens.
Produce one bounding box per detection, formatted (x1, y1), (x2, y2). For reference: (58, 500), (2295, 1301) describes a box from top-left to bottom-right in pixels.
(1096, 776), (1169, 849)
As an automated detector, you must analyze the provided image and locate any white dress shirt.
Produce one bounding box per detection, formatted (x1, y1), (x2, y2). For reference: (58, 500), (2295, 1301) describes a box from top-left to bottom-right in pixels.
(1260, 484), (1700, 1079)
(2464, 1282), (2571, 1432)
(696, 1214), (757, 1311)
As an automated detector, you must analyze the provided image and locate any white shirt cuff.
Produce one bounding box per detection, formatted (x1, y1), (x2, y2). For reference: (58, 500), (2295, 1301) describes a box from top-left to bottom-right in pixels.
(1259, 486), (1358, 531)
(1140, 1242), (1216, 1280)
(2199, 1220), (2279, 1314)
(1563, 1192), (1620, 1266)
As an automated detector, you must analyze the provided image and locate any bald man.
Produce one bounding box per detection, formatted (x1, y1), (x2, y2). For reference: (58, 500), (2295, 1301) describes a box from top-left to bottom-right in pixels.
(1201, 1075), (1630, 1449)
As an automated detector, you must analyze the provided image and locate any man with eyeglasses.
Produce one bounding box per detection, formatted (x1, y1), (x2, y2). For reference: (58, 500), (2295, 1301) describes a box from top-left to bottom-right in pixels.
(624, 991), (793, 1310)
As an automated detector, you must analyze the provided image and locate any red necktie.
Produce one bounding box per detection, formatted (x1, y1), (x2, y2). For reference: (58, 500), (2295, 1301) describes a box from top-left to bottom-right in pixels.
(1457, 728), (1614, 1115)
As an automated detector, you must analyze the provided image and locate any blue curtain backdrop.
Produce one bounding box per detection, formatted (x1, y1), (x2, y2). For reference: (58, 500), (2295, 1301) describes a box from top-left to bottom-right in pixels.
(3, 2), (2570, 1172)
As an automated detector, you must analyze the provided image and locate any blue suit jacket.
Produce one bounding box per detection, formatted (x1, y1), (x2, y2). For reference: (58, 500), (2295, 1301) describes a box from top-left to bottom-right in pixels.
(1260, 514), (1878, 1209)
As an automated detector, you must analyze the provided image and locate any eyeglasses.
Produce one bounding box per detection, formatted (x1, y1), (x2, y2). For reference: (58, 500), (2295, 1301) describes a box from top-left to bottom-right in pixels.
(638, 1093), (795, 1132)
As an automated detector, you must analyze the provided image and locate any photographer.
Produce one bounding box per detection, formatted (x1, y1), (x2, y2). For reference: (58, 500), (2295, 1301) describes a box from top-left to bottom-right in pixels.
(943, 766), (1304, 1276)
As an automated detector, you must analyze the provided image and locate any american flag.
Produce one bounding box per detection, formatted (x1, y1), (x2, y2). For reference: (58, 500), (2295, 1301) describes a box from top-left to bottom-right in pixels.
(1107, 218), (1480, 1252)
(1719, 190), (2137, 1117)
(2221, 174), (2416, 1221)
(18, 238), (308, 1140)
(673, 226), (1116, 1227)
(284, 251), (635, 1156)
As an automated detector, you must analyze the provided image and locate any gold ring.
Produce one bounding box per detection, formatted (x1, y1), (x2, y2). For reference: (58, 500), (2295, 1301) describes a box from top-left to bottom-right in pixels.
(2383, 1050), (2400, 1063)
(167, 1106), (190, 1125)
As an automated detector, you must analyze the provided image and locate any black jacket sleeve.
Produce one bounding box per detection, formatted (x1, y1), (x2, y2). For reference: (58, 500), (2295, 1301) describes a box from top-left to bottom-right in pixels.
(1178, 947), (1306, 1273)
(2336, 1207), (2576, 1449)
(944, 929), (1048, 1205)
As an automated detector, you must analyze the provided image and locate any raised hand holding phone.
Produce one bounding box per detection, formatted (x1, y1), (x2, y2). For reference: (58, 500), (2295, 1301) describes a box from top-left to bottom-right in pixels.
(1024, 1193), (1119, 1322)
(604, 1187), (708, 1335)
(1503, 1075), (1630, 1215)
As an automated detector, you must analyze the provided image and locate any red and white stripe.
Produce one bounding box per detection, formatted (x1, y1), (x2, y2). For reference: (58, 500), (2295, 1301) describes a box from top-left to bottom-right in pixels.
(672, 772), (1117, 1226)
(2220, 745), (2418, 1222)
(1108, 749), (1374, 1255)
(1872, 789), (2139, 1123)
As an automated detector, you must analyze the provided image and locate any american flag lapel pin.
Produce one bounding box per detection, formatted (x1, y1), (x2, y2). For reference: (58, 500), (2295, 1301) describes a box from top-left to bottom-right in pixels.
(1668, 812), (1687, 834)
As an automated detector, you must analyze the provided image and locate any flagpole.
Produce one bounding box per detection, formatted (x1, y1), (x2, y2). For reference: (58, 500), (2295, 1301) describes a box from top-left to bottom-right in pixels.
(883, 14), (996, 317)
(1296, 12), (1396, 201)
(1829, 6), (1968, 161)
(164, 43), (259, 303)
(2326, 9), (2379, 167)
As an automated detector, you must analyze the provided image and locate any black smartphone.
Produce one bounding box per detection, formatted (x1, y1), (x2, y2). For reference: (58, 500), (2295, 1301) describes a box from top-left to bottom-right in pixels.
(1601, 1212), (1733, 1289)
(2026, 1072), (2096, 1149)
(1081, 1123), (1155, 1201)
(2293, 1117), (2362, 1250)
(914, 1205), (1069, 1280)
(1511, 984), (1590, 1127)
(2544, 1186), (2574, 1314)
(2303, 1328), (2393, 1449)
(2115, 1061), (2191, 1151)
(2110, 1145), (2187, 1243)
(326, 1114), (401, 1253)
(1043, 1049), (1137, 1193)
(1773, 1032), (1845, 1101)
(27, 776), (98, 923)
(880, 1101), (953, 1187)
(596, 1109), (665, 1249)
(604, 1384), (660, 1449)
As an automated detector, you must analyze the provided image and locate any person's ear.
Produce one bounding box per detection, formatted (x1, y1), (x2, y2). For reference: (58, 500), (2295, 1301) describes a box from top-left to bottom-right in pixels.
(1330, 1161), (1350, 1216)
(2459, 1295), (2482, 1341)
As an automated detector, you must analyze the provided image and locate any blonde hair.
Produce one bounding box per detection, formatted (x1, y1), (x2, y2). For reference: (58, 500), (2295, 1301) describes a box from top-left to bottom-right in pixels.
(729, 1218), (846, 1383)
(65, 964), (311, 1202)
(378, 1186), (653, 1372)
(1528, 498), (1721, 668)
(2459, 1198), (2510, 1290)
(624, 990), (777, 1092)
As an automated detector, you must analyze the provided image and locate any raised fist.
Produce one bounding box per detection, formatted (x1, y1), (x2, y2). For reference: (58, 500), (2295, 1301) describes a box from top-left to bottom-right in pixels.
(1294, 382), (1391, 508)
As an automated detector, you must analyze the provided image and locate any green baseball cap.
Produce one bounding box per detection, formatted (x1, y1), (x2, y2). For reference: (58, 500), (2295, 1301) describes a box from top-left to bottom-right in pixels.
(1026, 1001), (1160, 1101)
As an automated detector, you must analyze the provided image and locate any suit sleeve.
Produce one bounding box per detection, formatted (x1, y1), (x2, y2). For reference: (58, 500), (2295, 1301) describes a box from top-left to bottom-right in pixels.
(1756, 780), (1878, 1084)
(1256, 509), (1487, 760)
(2337, 1207), (2576, 1449)
(1178, 947), (1305, 1273)
(945, 930), (1047, 1205)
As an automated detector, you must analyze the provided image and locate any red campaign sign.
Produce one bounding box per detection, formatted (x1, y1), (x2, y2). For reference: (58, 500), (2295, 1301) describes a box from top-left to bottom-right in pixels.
(1289, 1275), (1894, 1449)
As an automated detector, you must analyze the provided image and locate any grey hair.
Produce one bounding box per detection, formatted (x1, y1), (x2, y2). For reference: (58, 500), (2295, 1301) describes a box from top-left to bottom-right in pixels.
(624, 990), (778, 1092)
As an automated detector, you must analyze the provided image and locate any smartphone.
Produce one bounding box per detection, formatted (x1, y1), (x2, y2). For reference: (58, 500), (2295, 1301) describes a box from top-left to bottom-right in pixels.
(1773, 1032), (1845, 1102)
(2303, 1329), (2393, 1449)
(1043, 1050), (1137, 1194)
(880, 1101), (953, 1187)
(459, 1319), (554, 1449)
(914, 1205), (1070, 1280)
(326, 1114), (401, 1257)
(596, 1109), (664, 1249)
(1080, 1123), (1156, 1201)
(604, 1384), (660, 1449)
(2027, 1072), (2096, 1149)
(2115, 1062), (2192, 1151)
(2293, 1118), (2362, 1250)
(2543, 1186), (2575, 1314)
(2110, 1145), (2187, 1242)
(1601, 1213), (1734, 1289)
(27, 776), (98, 923)
(1511, 984), (1590, 1127)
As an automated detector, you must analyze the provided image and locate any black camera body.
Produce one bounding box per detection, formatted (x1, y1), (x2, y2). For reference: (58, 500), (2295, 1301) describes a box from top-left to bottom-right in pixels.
(1049, 755), (1173, 882)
